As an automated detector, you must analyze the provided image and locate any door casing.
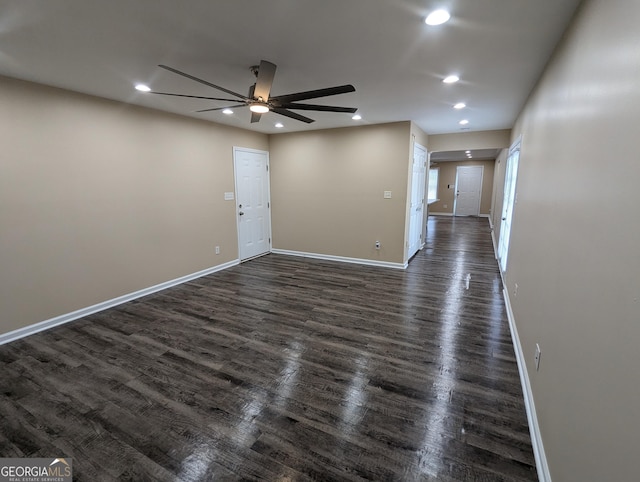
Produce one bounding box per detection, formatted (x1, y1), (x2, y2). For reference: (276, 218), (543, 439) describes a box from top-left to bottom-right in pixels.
(233, 147), (272, 261)
(454, 165), (484, 216)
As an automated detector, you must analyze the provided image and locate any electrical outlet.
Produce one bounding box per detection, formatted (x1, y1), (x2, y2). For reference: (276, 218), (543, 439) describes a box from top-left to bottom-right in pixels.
(514, 283), (518, 297)
(375, 241), (381, 250)
(215, 246), (220, 255)
(534, 344), (541, 371)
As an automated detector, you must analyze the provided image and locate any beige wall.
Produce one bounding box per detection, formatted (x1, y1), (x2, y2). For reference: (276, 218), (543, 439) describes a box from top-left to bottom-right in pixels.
(495, 0), (640, 479)
(428, 129), (511, 152)
(428, 159), (495, 215)
(0, 76), (268, 334)
(269, 122), (412, 264)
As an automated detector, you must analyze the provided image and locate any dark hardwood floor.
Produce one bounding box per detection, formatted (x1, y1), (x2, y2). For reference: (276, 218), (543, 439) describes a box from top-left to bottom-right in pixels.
(0, 216), (537, 481)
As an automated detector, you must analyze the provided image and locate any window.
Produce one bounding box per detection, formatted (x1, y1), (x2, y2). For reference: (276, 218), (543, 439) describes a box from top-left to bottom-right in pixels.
(427, 167), (439, 201)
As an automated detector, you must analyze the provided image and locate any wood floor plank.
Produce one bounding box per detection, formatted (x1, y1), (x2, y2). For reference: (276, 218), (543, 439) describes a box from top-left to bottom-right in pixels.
(0, 216), (536, 480)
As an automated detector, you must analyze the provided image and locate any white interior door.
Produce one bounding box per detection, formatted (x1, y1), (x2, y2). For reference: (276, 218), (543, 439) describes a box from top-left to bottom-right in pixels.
(408, 142), (427, 259)
(233, 147), (271, 261)
(454, 165), (483, 216)
(497, 143), (520, 271)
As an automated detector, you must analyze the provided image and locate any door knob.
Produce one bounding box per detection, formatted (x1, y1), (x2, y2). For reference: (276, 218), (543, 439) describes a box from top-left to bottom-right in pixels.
(239, 211), (245, 216)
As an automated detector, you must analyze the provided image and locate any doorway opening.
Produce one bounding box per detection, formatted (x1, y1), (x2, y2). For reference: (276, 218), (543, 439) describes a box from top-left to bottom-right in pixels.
(408, 142), (427, 259)
(233, 147), (272, 261)
(497, 139), (521, 272)
(454, 165), (484, 216)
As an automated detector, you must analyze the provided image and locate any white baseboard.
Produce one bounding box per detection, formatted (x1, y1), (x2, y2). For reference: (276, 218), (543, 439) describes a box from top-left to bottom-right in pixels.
(0, 259), (240, 346)
(503, 288), (551, 482)
(479, 213), (490, 218)
(490, 225), (499, 261)
(491, 216), (549, 480)
(271, 249), (407, 270)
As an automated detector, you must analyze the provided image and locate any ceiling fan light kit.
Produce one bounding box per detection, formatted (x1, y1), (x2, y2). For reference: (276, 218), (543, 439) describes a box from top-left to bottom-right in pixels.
(150, 60), (357, 125)
(249, 103), (269, 113)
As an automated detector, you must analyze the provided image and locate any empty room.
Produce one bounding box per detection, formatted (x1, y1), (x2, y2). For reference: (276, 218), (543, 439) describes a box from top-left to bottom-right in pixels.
(1, 1), (638, 481)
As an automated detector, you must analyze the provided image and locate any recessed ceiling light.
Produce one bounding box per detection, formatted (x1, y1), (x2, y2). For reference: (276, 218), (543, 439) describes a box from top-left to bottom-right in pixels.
(443, 75), (459, 84)
(275, 122), (284, 128)
(459, 119), (469, 125)
(454, 102), (466, 109)
(425, 9), (451, 26)
(222, 108), (234, 115)
(465, 150), (471, 154)
(135, 84), (151, 92)
(352, 114), (362, 120)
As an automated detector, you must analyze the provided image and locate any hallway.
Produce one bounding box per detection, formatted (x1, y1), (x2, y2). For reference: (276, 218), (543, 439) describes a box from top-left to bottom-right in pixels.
(0, 216), (536, 481)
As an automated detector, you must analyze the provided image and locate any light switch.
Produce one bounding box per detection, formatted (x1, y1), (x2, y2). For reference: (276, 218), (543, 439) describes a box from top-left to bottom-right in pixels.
(384, 191), (392, 199)
(224, 192), (235, 201)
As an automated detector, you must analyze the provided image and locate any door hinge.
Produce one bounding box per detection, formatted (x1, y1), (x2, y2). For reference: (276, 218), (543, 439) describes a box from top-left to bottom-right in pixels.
(267, 202), (270, 208)
(266, 164), (269, 171)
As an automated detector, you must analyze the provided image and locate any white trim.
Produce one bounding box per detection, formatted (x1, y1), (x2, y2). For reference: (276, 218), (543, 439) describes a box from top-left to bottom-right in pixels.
(491, 211), (548, 480)
(0, 260), (239, 346)
(486, 216), (499, 260)
(271, 249), (407, 270)
(454, 165), (484, 216)
(478, 213), (490, 218)
(233, 146), (272, 261)
(428, 212), (454, 216)
(497, 138), (522, 272)
(503, 289), (550, 482)
(490, 224), (499, 261)
(406, 141), (428, 263)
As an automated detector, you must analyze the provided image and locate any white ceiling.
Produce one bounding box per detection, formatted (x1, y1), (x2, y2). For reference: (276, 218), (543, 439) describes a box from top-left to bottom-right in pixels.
(0, 0), (582, 135)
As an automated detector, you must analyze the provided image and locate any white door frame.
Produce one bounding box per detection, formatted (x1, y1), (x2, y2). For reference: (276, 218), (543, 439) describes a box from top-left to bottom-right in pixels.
(497, 138), (521, 272)
(408, 142), (427, 259)
(233, 146), (272, 261)
(453, 165), (484, 216)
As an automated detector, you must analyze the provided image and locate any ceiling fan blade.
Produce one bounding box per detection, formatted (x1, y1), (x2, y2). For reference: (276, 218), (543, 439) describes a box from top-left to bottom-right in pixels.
(250, 112), (262, 123)
(150, 91), (242, 103)
(271, 108), (315, 124)
(158, 64), (248, 100)
(276, 103), (358, 113)
(271, 84), (355, 103)
(253, 60), (277, 102)
(196, 104), (247, 113)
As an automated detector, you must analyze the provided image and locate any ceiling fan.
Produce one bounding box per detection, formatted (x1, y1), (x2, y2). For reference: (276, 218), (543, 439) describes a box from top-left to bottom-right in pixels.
(149, 60), (357, 124)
